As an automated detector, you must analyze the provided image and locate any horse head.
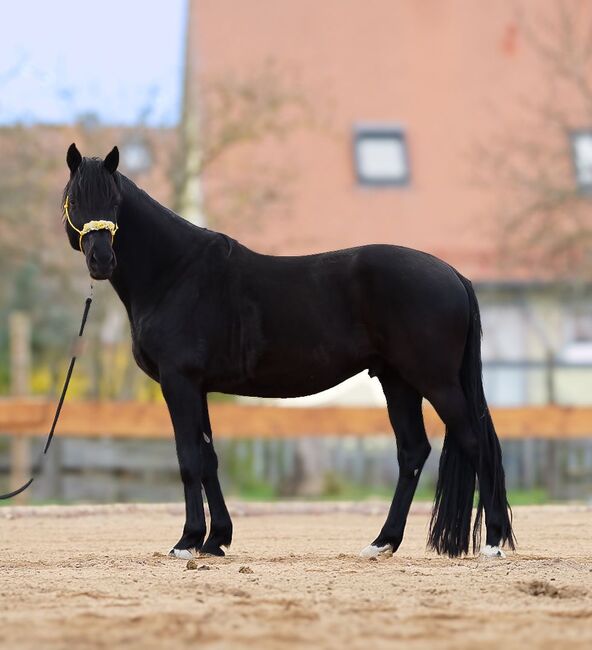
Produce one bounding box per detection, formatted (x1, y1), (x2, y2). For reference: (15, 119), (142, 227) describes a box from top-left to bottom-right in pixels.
(63, 143), (121, 280)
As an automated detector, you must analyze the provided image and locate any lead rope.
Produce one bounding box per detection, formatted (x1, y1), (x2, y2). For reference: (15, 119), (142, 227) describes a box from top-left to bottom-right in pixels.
(0, 283), (94, 500)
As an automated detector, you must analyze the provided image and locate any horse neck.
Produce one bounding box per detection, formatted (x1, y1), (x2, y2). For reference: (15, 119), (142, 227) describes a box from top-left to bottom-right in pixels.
(109, 178), (209, 316)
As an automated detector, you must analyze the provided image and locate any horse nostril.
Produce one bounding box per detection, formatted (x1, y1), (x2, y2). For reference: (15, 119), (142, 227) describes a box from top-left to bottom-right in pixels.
(90, 250), (114, 267)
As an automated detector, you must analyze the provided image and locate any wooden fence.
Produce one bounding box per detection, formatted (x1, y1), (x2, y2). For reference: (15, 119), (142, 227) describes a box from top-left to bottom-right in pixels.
(2, 399), (592, 503)
(1, 399), (592, 439)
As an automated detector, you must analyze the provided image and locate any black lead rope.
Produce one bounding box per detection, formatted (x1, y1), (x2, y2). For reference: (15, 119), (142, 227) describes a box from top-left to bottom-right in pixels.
(0, 285), (94, 500)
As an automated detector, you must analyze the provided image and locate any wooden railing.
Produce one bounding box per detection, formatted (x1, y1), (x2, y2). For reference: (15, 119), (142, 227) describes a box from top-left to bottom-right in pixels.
(2, 399), (591, 503)
(1, 399), (592, 439)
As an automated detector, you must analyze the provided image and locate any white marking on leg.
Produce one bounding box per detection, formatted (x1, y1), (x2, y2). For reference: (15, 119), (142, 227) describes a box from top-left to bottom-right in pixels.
(359, 543), (393, 558)
(203, 432), (211, 443)
(169, 548), (195, 560)
(480, 544), (506, 558)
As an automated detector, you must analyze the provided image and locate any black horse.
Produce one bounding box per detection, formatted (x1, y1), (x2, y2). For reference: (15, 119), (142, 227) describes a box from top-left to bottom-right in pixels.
(62, 144), (514, 559)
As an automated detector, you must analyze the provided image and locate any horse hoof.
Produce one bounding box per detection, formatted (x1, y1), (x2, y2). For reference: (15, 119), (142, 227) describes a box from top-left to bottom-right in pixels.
(169, 548), (196, 560)
(359, 543), (393, 558)
(199, 550), (225, 558)
(200, 542), (226, 557)
(480, 545), (506, 559)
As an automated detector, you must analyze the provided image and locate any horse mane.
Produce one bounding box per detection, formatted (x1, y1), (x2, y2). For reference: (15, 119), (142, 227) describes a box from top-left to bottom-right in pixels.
(114, 172), (236, 256)
(61, 159), (235, 256)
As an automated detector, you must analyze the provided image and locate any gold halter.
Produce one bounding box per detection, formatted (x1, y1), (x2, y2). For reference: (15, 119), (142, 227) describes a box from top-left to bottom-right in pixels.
(63, 195), (118, 251)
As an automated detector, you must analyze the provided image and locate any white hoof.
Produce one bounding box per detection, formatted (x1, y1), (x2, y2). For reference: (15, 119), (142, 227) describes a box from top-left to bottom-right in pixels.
(359, 543), (393, 558)
(169, 548), (195, 560)
(480, 545), (506, 558)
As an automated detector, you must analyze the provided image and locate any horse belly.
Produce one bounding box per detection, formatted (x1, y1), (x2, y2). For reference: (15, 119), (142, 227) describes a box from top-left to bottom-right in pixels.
(213, 341), (372, 399)
(211, 261), (375, 397)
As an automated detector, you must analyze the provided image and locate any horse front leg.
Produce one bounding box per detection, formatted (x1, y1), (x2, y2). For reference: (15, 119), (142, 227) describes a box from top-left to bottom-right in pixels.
(161, 371), (207, 559)
(200, 394), (233, 556)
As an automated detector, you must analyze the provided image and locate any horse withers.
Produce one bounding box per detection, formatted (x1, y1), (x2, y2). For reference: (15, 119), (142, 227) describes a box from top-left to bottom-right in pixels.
(62, 143), (515, 559)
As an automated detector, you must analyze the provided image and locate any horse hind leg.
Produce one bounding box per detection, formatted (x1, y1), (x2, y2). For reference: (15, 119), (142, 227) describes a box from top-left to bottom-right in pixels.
(426, 383), (510, 558)
(360, 370), (431, 558)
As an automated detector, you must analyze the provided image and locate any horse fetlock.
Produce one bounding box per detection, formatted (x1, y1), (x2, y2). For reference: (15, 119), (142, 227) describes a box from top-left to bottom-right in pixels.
(375, 530), (403, 551)
(169, 525), (205, 558)
(200, 539), (226, 557)
(174, 527), (206, 552)
(201, 520), (232, 556)
(210, 520), (233, 546)
(359, 530), (402, 558)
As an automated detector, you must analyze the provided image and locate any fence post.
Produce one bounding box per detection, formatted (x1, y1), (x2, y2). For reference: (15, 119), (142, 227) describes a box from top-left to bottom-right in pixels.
(544, 351), (560, 499)
(9, 311), (32, 504)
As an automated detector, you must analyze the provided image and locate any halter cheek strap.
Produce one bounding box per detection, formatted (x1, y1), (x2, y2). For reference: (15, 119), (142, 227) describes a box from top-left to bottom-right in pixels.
(63, 195), (118, 252)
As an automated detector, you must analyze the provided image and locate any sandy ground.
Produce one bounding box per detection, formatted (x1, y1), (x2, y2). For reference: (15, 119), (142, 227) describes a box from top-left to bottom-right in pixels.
(0, 502), (591, 650)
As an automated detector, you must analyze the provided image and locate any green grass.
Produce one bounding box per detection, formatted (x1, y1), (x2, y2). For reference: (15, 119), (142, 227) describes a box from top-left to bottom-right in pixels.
(0, 483), (552, 507)
(227, 484), (551, 505)
(506, 487), (549, 505)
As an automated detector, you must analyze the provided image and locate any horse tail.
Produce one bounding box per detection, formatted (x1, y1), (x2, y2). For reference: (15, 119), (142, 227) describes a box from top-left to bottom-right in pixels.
(428, 272), (515, 556)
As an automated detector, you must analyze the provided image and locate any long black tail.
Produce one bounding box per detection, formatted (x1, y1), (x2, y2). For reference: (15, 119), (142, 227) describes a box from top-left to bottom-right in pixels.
(428, 273), (515, 557)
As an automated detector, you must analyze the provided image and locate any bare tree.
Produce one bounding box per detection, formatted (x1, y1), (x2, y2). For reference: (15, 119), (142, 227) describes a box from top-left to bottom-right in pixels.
(475, 0), (592, 279)
(172, 60), (316, 232)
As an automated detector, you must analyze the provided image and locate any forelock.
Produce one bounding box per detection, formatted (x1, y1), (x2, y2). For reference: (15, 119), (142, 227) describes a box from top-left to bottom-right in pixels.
(62, 158), (121, 215)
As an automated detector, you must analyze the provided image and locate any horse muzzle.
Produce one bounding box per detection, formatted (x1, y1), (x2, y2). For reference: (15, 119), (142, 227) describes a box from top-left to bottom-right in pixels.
(84, 232), (117, 280)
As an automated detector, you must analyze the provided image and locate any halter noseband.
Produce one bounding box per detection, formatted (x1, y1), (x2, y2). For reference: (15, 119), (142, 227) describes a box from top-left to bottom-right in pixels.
(63, 195), (119, 252)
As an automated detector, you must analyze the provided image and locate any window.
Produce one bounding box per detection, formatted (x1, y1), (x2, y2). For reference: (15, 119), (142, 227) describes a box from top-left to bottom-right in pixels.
(121, 137), (153, 175)
(354, 125), (410, 186)
(570, 130), (592, 192)
(570, 309), (592, 343)
(562, 305), (592, 363)
(480, 303), (527, 406)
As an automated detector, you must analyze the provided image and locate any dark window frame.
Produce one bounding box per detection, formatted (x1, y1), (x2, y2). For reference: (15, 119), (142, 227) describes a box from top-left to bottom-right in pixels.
(353, 125), (410, 187)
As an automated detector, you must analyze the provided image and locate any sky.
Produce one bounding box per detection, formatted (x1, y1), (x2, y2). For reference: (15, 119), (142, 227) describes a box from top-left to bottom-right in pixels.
(0, 0), (187, 126)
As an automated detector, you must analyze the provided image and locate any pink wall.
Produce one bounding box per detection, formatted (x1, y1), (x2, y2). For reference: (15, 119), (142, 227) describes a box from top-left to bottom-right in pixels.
(192, 0), (588, 280)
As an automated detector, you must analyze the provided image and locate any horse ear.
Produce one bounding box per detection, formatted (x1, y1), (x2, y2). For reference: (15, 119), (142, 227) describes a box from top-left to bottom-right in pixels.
(66, 143), (82, 174)
(104, 146), (119, 174)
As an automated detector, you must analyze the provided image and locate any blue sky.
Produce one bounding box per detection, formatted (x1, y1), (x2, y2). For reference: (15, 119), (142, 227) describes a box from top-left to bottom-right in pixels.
(0, 0), (187, 126)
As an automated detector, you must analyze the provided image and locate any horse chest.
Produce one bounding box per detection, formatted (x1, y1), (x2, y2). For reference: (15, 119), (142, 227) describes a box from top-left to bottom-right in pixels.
(130, 313), (213, 380)
(129, 318), (174, 380)
(131, 338), (160, 382)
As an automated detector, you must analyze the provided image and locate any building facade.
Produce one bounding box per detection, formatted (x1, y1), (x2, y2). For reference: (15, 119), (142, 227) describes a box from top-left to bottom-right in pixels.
(188, 0), (592, 408)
